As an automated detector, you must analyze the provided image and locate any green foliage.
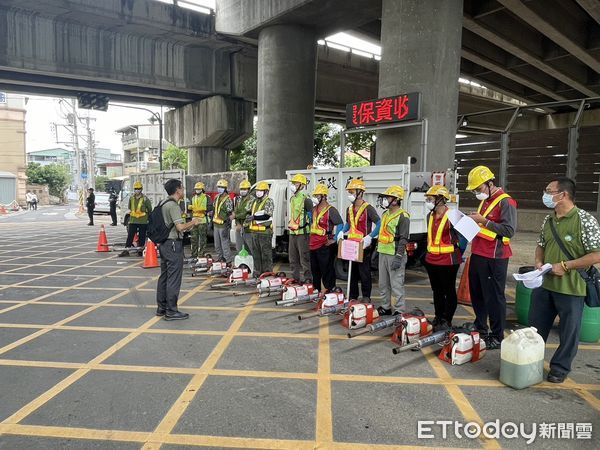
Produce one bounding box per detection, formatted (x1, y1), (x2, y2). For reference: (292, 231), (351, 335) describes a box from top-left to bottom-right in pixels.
(163, 144), (188, 172)
(230, 129), (257, 183)
(229, 122), (375, 179)
(26, 162), (71, 198)
(344, 153), (370, 167)
(94, 175), (110, 192)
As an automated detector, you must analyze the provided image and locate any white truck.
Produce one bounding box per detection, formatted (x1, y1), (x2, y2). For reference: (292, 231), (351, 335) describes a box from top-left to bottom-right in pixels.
(251, 163), (458, 276)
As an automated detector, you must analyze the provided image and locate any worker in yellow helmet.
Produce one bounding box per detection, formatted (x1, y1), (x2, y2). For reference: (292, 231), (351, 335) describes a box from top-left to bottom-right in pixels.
(336, 178), (380, 301)
(120, 181), (152, 257)
(466, 165), (517, 350)
(213, 179), (234, 263)
(187, 181), (213, 260)
(424, 185), (462, 330)
(376, 185), (410, 316)
(309, 183), (343, 292)
(288, 173), (313, 281)
(246, 181), (274, 276)
(234, 180), (253, 254)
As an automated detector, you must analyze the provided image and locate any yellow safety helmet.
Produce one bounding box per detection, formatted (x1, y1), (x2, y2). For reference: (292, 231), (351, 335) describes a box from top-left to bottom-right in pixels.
(240, 180), (251, 190)
(217, 179), (228, 189)
(194, 182), (205, 190)
(133, 181), (143, 190)
(312, 183), (328, 196)
(256, 181), (270, 191)
(291, 173), (308, 185)
(426, 185), (451, 200)
(346, 178), (366, 192)
(381, 185), (405, 200)
(466, 166), (495, 191)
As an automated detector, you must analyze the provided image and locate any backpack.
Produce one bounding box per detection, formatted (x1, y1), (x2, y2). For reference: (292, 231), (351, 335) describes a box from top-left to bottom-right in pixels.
(147, 199), (176, 244)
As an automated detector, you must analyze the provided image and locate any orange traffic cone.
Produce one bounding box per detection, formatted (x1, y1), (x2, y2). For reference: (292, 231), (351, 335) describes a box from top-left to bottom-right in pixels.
(457, 256), (471, 306)
(132, 232), (139, 248)
(143, 239), (159, 268)
(96, 225), (110, 252)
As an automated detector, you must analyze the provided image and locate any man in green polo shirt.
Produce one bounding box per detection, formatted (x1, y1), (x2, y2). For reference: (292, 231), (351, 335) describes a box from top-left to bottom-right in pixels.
(530, 177), (600, 383)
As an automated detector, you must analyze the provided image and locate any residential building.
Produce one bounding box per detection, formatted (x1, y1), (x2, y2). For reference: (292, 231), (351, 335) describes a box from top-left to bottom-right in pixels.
(0, 93), (27, 205)
(116, 124), (163, 175)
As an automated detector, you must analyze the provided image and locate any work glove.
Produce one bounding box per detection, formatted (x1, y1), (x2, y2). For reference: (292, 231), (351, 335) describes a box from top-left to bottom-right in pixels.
(336, 230), (345, 242)
(362, 235), (372, 249)
(391, 255), (404, 271)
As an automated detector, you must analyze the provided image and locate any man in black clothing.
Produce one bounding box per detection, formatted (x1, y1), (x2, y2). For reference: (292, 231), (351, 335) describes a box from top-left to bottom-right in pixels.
(86, 188), (95, 226)
(109, 189), (118, 226)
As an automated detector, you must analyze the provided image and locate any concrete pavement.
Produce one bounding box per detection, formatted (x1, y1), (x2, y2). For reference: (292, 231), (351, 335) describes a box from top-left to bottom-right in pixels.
(0, 212), (597, 449)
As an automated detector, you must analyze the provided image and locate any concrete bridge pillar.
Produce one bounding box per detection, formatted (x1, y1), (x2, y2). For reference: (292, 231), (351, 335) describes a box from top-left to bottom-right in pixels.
(375, 0), (463, 171)
(256, 25), (317, 180)
(165, 96), (253, 175)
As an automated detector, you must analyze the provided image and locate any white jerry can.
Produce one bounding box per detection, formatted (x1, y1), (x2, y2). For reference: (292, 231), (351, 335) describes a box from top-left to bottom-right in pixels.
(500, 327), (545, 390)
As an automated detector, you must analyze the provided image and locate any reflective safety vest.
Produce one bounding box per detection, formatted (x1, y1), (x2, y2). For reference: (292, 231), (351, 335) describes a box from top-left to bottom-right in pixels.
(427, 211), (454, 254)
(310, 205), (331, 236)
(348, 202), (369, 241)
(129, 196), (147, 218)
(213, 194), (228, 225)
(249, 197), (272, 232)
(476, 193), (511, 245)
(190, 194), (208, 223)
(377, 208), (409, 256)
(288, 192), (308, 234)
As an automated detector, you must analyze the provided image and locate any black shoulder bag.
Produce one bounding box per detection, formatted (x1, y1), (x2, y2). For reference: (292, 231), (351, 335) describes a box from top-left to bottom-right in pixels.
(548, 219), (600, 308)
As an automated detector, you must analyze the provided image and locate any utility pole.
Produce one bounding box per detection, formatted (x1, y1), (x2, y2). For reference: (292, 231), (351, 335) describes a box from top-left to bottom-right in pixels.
(69, 98), (84, 190)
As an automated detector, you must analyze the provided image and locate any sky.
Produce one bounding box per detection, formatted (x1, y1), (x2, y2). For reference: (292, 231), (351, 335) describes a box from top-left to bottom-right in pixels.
(24, 96), (164, 155)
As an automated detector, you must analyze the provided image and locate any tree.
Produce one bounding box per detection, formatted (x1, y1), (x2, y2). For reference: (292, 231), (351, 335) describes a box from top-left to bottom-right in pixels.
(94, 175), (110, 192)
(230, 129), (257, 182)
(344, 153), (370, 167)
(163, 144), (188, 172)
(26, 162), (71, 199)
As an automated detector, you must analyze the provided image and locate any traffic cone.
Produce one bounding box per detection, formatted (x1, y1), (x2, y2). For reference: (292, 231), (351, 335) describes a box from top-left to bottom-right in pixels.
(132, 232), (139, 248)
(457, 256), (471, 306)
(96, 225), (110, 252)
(0, 205), (7, 215)
(143, 239), (159, 268)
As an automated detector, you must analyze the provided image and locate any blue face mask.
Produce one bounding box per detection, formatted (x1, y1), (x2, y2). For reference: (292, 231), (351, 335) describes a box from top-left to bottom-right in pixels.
(542, 192), (560, 209)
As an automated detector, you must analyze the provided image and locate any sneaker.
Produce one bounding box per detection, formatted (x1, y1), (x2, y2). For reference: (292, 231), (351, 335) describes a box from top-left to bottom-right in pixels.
(87, 223), (94, 226)
(484, 335), (501, 350)
(433, 319), (450, 332)
(547, 371), (566, 383)
(110, 223), (117, 226)
(118, 250), (129, 257)
(377, 306), (392, 316)
(164, 311), (190, 321)
(156, 308), (166, 317)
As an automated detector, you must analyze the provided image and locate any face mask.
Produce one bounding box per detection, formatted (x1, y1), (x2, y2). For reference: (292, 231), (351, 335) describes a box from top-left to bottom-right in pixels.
(290, 184), (298, 194)
(347, 194), (356, 203)
(311, 197), (319, 206)
(425, 201), (435, 211)
(217, 187), (225, 194)
(134, 189), (142, 195)
(256, 191), (265, 198)
(195, 190), (202, 195)
(381, 198), (390, 209)
(240, 190), (248, 196)
(542, 192), (563, 209)
(475, 191), (489, 201)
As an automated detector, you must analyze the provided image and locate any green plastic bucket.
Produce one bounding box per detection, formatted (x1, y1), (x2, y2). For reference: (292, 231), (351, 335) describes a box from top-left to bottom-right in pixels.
(515, 266), (535, 326)
(580, 304), (600, 343)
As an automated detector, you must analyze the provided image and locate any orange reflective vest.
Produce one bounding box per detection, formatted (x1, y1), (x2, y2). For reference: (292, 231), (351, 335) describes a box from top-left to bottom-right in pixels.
(348, 202), (369, 241)
(310, 205), (331, 236)
(427, 212), (454, 254)
(476, 193), (511, 245)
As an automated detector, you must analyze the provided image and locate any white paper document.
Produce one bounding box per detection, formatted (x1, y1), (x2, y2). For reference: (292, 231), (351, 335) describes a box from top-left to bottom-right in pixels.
(446, 209), (480, 242)
(512, 264), (553, 289)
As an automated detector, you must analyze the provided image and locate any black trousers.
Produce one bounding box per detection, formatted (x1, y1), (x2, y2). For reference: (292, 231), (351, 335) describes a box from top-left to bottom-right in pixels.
(156, 239), (184, 313)
(425, 262), (459, 324)
(529, 287), (585, 376)
(125, 223), (147, 248)
(349, 247), (372, 300)
(87, 207), (94, 224)
(310, 244), (337, 291)
(109, 205), (117, 225)
(468, 254), (509, 340)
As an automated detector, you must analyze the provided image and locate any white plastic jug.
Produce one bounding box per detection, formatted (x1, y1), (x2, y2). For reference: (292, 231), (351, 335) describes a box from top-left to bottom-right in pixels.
(499, 327), (545, 390)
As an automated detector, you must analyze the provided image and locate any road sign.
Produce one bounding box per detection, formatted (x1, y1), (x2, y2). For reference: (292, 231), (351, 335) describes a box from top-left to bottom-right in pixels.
(346, 92), (421, 129)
